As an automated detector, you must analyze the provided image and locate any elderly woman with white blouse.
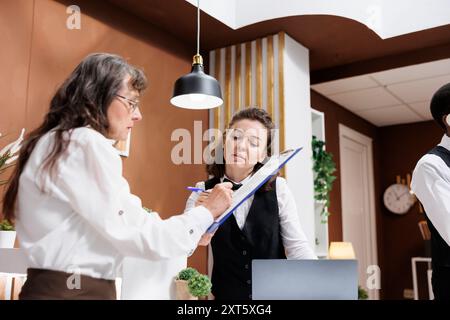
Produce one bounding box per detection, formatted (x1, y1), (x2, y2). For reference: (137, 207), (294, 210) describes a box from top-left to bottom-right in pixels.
(1, 53), (233, 299)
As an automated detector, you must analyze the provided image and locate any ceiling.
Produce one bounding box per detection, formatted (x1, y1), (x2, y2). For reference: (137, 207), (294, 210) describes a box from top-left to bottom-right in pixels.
(101, 0), (450, 127)
(186, 0), (450, 39)
(105, 0), (450, 71)
(312, 58), (450, 127)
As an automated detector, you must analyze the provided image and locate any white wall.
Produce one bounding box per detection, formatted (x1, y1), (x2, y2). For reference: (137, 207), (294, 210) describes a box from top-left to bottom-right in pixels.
(283, 34), (315, 249)
(208, 32), (316, 252)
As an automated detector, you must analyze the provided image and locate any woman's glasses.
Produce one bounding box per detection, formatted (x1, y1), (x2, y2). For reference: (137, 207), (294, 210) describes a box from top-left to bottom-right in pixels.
(115, 94), (139, 113)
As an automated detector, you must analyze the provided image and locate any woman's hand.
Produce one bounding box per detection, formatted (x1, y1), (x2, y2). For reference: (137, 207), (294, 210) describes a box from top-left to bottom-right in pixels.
(203, 182), (233, 219)
(195, 190), (211, 207)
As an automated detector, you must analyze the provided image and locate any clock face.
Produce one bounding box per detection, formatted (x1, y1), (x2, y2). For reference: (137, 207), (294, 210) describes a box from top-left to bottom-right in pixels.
(383, 183), (415, 214)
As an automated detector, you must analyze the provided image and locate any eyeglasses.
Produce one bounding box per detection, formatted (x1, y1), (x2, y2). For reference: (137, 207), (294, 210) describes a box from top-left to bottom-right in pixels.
(225, 128), (262, 148)
(115, 94), (140, 113)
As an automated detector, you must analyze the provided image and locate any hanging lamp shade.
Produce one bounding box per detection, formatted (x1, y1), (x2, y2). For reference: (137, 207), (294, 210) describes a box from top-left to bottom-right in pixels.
(170, 0), (223, 109)
(171, 54), (223, 109)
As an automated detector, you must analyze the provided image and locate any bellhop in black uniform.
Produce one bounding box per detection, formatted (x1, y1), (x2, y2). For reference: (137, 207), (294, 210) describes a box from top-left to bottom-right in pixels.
(424, 146), (450, 300)
(411, 83), (450, 300)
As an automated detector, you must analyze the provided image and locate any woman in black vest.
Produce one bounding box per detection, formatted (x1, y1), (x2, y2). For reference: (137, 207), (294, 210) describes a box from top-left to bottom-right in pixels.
(185, 107), (316, 300)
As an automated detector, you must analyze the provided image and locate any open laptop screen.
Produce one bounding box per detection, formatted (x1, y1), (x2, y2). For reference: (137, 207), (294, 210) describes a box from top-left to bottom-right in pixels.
(252, 259), (358, 300)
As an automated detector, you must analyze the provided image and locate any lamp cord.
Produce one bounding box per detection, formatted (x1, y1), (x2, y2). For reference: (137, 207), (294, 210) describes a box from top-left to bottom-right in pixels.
(197, 0), (200, 55)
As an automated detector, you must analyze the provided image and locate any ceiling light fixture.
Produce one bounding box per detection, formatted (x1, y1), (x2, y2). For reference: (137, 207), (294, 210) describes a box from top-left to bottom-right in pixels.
(170, 0), (223, 109)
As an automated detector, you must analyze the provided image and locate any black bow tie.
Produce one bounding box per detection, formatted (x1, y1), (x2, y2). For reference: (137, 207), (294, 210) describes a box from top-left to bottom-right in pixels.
(223, 178), (243, 191)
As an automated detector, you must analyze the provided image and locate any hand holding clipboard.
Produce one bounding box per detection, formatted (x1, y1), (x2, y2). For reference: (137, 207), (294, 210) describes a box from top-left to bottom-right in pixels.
(206, 147), (303, 233)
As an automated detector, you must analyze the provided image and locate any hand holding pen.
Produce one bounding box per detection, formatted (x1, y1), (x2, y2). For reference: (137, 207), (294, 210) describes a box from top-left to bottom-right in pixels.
(186, 187), (210, 207)
(187, 183), (233, 219)
(186, 186), (207, 193)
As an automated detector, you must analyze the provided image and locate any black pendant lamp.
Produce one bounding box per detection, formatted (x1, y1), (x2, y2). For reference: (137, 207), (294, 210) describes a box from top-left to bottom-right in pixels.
(170, 0), (223, 109)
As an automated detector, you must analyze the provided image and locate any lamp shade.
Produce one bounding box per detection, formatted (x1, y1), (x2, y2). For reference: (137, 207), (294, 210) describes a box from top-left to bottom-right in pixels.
(328, 242), (356, 259)
(170, 63), (223, 109)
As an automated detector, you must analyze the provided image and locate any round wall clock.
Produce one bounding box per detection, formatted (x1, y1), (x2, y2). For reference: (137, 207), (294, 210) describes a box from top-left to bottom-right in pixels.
(383, 183), (415, 215)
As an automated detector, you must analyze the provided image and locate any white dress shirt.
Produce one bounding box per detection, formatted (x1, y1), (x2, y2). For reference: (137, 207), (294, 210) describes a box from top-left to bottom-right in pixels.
(411, 134), (450, 246)
(184, 175), (317, 259)
(15, 127), (213, 280)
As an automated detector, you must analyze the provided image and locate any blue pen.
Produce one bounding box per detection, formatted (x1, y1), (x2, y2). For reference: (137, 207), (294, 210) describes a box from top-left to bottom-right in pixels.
(186, 186), (205, 192)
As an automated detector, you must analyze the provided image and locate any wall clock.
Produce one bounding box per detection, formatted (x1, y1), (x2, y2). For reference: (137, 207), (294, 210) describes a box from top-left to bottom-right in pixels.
(383, 183), (415, 214)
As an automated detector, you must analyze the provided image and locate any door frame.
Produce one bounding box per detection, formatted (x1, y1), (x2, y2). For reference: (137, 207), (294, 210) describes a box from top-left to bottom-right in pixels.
(339, 124), (379, 300)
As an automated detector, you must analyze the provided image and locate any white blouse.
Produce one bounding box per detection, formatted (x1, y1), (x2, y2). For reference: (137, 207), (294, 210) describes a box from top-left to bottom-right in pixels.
(184, 175), (317, 259)
(15, 127), (213, 280)
(411, 134), (450, 246)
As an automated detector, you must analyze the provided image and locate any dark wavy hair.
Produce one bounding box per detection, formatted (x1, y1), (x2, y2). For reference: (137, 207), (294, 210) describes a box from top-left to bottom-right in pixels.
(207, 107), (277, 191)
(2, 53), (147, 221)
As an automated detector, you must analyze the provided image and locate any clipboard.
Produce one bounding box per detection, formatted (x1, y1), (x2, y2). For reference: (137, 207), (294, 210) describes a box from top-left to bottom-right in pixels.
(206, 147), (303, 233)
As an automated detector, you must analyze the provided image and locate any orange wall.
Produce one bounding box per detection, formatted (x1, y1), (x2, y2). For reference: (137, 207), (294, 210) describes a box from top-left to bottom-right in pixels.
(0, 0), (209, 273)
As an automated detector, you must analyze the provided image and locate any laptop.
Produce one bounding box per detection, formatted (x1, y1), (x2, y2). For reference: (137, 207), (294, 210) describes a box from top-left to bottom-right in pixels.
(252, 259), (358, 300)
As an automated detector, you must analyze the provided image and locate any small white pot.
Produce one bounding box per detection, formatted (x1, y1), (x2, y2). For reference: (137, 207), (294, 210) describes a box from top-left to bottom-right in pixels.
(0, 230), (16, 248)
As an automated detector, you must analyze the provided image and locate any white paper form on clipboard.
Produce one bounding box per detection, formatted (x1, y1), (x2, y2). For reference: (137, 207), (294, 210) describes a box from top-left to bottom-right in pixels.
(206, 147), (303, 233)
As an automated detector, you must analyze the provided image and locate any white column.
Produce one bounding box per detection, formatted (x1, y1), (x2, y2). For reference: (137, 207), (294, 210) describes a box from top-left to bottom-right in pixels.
(283, 34), (315, 249)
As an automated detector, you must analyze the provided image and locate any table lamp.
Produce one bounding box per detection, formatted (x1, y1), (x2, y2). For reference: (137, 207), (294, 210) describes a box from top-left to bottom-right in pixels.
(329, 242), (356, 259)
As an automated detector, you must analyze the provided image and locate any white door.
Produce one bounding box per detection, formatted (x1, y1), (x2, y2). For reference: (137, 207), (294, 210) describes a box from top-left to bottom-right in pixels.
(339, 124), (379, 300)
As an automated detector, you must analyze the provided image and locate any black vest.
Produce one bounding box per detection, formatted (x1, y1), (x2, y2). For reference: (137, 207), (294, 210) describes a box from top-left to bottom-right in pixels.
(205, 177), (286, 300)
(426, 146), (450, 269)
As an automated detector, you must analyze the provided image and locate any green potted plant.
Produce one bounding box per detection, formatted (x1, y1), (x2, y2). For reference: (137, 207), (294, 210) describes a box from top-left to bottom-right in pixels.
(177, 267), (198, 281)
(0, 219), (16, 248)
(0, 129), (25, 248)
(188, 274), (212, 298)
(358, 285), (368, 300)
(175, 267), (212, 300)
(312, 136), (336, 223)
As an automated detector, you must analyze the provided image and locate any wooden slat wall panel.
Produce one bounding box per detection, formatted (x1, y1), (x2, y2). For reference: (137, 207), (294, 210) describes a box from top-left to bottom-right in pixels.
(209, 32), (286, 162)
